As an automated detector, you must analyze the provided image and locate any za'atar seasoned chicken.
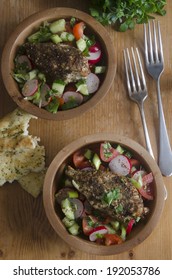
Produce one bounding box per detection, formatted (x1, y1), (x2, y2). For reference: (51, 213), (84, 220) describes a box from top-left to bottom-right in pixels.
(65, 166), (147, 223)
(24, 42), (90, 83)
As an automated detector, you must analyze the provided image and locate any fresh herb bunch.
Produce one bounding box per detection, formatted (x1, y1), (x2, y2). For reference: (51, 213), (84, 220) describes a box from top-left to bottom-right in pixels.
(90, 0), (166, 31)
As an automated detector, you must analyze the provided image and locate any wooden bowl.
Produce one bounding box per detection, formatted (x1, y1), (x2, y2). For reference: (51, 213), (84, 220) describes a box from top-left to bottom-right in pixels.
(1, 8), (116, 120)
(43, 133), (165, 255)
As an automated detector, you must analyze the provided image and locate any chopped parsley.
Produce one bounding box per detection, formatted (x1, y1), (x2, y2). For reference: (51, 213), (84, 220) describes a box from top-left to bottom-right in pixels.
(103, 188), (121, 205)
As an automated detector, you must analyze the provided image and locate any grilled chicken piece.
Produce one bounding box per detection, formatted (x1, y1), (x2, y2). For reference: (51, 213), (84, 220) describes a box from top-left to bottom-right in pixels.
(65, 166), (146, 223)
(24, 42), (90, 83)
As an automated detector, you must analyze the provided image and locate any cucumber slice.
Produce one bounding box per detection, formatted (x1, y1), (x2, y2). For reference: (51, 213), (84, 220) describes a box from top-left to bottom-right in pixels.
(49, 19), (66, 33)
(110, 221), (120, 231)
(76, 80), (88, 95)
(38, 72), (46, 82)
(61, 198), (75, 220)
(60, 32), (75, 42)
(52, 80), (66, 97)
(62, 217), (75, 228)
(68, 190), (79, 198)
(84, 149), (93, 160)
(94, 66), (106, 74)
(51, 34), (62, 44)
(92, 153), (101, 170)
(68, 222), (80, 235)
(116, 144), (125, 154)
(76, 38), (87, 52)
(28, 69), (38, 80)
(120, 225), (126, 240)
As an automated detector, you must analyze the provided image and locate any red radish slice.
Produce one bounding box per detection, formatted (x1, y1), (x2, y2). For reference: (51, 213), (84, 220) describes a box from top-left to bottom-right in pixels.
(70, 198), (84, 219)
(88, 43), (102, 64)
(22, 79), (38, 97)
(109, 155), (131, 176)
(89, 226), (108, 242)
(132, 170), (146, 182)
(126, 219), (135, 235)
(86, 73), (100, 94)
(63, 91), (83, 105)
(88, 50), (102, 64)
(89, 43), (101, 53)
(17, 55), (32, 70)
(39, 83), (50, 107)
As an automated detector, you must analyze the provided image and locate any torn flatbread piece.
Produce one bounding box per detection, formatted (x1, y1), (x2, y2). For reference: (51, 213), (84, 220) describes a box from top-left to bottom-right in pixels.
(0, 108), (45, 197)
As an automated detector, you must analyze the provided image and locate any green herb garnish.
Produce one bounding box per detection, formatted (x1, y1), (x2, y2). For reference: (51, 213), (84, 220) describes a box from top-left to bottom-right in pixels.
(89, 0), (166, 31)
(103, 188), (121, 205)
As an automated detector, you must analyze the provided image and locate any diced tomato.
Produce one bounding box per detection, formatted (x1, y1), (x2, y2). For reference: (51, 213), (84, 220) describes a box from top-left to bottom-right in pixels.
(58, 97), (65, 106)
(73, 150), (91, 169)
(82, 218), (92, 236)
(100, 142), (119, 162)
(126, 219), (135, 235)
(82, 216), (94, 236)
(73, 22), (85, 40)
(142, 172), (154, 185)
(104, 234), (123, 246)
(130, 158), (141, 167)
(138, 185), (154, 200)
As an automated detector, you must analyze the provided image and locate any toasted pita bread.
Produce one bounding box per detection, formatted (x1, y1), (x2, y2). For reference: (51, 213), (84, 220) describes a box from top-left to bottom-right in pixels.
(18, 170), (46, 198)
(0, 108), (45, 197)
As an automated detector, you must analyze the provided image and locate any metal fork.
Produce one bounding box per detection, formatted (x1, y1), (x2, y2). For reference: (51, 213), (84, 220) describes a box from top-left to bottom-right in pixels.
(123, 47), (154, 158)
(144, 20), (172, 177)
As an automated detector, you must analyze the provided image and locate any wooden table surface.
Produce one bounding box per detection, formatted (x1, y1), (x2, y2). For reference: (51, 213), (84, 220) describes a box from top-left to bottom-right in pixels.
(0, 0), (172, 260)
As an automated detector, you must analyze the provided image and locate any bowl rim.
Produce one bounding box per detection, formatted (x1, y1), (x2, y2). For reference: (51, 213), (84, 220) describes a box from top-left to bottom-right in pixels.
(43, 133), (165, 255)
(1, 7), (116, 120)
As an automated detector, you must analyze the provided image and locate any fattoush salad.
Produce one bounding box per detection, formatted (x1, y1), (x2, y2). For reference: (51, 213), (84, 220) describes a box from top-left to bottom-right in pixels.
(13, 17), (106, 113)
(55, 142), (154, 246)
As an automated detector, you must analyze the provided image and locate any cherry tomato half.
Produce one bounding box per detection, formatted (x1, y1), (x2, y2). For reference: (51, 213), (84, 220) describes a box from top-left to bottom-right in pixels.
(73, 22), (85, 40)
(73, 150), (91, 169)
(100, 142), (119, 162)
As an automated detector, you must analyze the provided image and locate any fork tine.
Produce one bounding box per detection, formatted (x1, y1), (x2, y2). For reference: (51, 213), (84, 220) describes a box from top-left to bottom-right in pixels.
(135, 48), (147, 91)
(152, 20), (159, 63)
(148, 21), (154, 63)
(144, 21), (164, 64)
(131, 47), (146, 91)
(124, 47), (146, 94)
(123, 48), (136, 94)
(157, 21), (164, 63)
(144, 23), (149, 63)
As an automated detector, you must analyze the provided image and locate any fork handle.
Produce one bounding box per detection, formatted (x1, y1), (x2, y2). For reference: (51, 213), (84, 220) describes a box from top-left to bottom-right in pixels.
(138, 103), (154, 159)
(156, 79), (172, 176)
(139, 102), (167, 199)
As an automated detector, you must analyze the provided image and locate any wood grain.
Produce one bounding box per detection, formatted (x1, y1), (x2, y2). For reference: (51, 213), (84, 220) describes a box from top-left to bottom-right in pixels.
(0, 0), (172, 260)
